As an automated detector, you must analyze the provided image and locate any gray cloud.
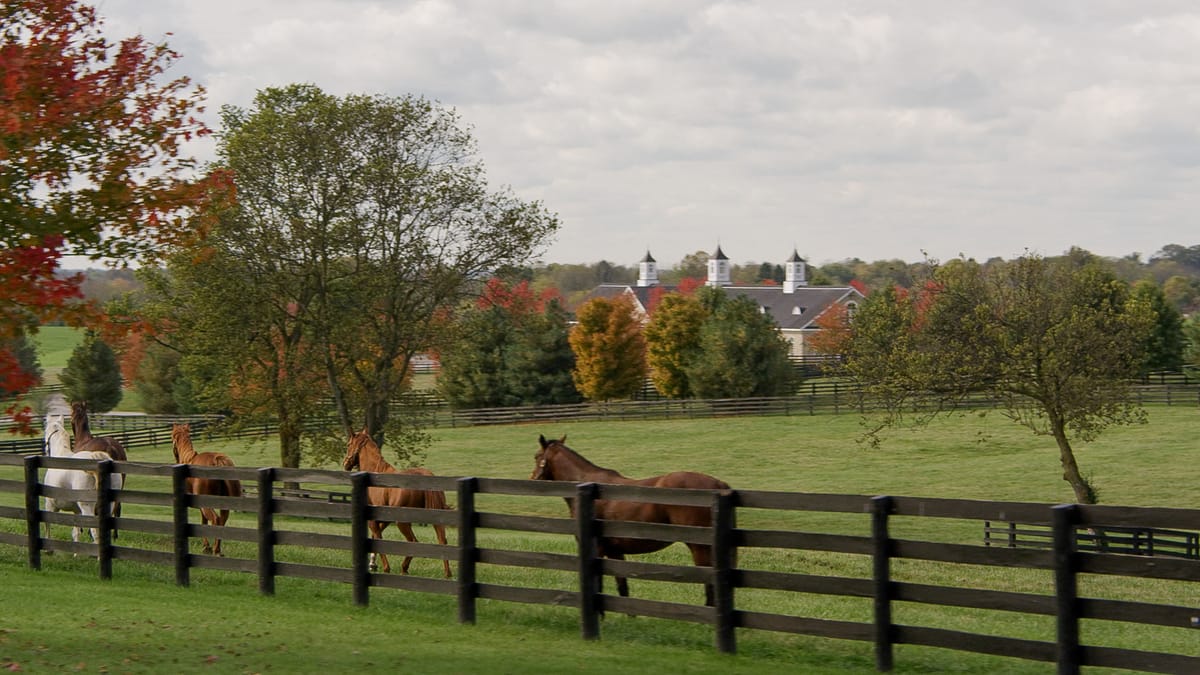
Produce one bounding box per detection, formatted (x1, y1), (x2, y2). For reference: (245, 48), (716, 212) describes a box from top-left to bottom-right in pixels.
(94, 0), (1199, 268)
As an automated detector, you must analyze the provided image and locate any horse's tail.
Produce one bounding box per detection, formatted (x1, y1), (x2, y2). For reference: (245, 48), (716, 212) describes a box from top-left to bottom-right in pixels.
(226, 478), (243, 498)
(425, 488), (451, 512)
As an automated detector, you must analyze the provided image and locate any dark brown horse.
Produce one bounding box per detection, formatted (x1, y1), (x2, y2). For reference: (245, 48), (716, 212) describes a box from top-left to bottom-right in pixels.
(531, 434), (731, 605)
(172, 423), (243, 556)
(70, 400), (127, 535)
(342, 430), (452, 578)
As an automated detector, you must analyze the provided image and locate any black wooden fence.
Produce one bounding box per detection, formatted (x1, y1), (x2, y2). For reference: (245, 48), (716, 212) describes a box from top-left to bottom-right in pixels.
(2, 454), (1198, 673)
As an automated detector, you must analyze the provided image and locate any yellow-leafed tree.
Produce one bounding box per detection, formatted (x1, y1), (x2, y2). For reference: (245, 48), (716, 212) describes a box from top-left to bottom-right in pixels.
(569, 295), (647, 401)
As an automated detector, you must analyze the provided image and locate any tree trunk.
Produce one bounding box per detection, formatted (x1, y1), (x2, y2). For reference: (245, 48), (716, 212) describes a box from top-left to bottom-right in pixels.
(278, 416), (304, 491)
(1050, 416), (1095, 504)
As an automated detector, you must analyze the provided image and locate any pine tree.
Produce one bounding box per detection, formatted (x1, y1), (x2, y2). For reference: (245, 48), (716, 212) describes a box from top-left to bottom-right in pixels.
(60, 331), (123, 412)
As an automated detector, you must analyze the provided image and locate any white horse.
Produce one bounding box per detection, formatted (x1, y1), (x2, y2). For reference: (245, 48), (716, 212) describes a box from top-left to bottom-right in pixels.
(42, 414), (122, 546)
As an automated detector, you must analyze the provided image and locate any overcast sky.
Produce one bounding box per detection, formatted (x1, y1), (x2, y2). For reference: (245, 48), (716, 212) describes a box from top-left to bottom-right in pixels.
(95, 1), (1199, 269)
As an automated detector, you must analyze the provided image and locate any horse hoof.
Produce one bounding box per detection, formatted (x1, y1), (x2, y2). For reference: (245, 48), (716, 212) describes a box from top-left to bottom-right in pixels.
(202, 547), (213, 555)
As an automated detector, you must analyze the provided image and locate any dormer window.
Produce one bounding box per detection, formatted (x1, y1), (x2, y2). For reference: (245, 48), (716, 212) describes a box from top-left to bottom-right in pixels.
(792, 306), (806, 315)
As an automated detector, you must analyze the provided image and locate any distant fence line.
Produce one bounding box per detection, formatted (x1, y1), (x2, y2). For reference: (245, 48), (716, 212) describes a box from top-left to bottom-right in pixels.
(3, 380), (1198, 455)
(1, 453), (1197, 673)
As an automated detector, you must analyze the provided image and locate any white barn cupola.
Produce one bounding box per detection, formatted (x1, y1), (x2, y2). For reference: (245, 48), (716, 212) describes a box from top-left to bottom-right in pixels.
(706, 245), (731, 287)
(636, 250), (659, 287)
(783, 249), (807, 293)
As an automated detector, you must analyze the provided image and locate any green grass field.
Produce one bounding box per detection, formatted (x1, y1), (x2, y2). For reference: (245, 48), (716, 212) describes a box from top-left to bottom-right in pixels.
(2, 405), (1198, 673)
(7, 328), (1199, 672)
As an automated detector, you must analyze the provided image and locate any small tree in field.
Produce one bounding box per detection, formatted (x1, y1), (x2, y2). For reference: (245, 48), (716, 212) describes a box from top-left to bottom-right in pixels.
(843, 255), (1154, 504)
(569, 294), (647, 401)
(60, 331), (122, 412)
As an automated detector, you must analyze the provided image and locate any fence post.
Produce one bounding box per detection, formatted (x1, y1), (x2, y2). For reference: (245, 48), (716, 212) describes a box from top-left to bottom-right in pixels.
(576, 482), (601, 640)
(23, 455), (42, 571)
(95, 459), (114, 580)
(172, 463), (190, 586)
(350, 471), (370, 607)
(257, 467), (275, 596)
(457, 477), (478, 625)
(712, 490), (737, 654)
(1053, 504), (1081, 675)
(871, 495), (894, 672)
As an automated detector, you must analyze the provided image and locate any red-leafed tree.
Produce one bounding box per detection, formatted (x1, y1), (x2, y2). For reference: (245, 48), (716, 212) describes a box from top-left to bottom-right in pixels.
(1, 0), (216, 428)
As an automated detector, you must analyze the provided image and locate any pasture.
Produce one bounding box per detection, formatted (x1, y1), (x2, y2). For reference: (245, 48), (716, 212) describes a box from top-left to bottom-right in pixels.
(1, 407), (1197, 673)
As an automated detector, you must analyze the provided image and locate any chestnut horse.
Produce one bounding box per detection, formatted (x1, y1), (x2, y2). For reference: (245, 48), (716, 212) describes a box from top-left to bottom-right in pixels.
(70, 401), (127, 536)
(172, 423), (243, 556)
(342, 430), (452, 577)
(531, 434), (731, 605)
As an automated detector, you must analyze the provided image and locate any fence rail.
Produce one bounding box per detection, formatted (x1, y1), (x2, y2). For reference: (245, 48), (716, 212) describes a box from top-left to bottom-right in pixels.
(1, 453), (1197, 674)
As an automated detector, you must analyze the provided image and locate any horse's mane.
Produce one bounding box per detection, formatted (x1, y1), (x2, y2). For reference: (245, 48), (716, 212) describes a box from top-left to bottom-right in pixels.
(350, 431), (396, 473)
(546, 438), (625, 479)
(172, 424), (194, 453)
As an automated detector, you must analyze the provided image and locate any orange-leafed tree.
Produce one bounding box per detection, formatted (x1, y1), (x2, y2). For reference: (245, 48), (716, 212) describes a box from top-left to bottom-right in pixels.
(806, 302), (853, 358)
(568, 294), (647, 401)
(1, 0), (215, 428)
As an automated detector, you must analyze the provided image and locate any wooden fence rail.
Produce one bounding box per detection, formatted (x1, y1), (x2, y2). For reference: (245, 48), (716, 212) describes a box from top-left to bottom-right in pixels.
(1, 454), (1198, 674)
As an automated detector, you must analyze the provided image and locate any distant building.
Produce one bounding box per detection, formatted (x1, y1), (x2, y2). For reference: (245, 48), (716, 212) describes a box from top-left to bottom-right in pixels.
(586, 245), (865, 358)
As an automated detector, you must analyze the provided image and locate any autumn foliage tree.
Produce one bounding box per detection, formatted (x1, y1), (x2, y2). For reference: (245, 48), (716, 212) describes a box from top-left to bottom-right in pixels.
(0, 0), (215, 427)
(569, 294), (647, 401)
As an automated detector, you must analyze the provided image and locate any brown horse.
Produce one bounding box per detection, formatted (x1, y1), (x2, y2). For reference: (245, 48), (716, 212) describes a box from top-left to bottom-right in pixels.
(342, 430), (452, 578)
(531, 434), (731, 605)
(70, 400), (127, 535)
(172, 423), (243, 556)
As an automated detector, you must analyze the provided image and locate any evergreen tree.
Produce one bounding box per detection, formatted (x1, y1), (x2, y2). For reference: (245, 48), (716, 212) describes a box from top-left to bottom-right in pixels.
(439, 282), (579, 408)
(60, 331), (123, 412)
(1129, 279), (1185, 372)
(686, 294), (795, 398)
(134, 342), (197, 414)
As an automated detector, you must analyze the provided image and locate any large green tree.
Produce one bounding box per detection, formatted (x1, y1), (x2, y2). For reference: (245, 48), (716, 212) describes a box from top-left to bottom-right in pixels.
(148, 84), (557, 462)
(843, 255), (1155, 504)
(685, 289), (794, 399)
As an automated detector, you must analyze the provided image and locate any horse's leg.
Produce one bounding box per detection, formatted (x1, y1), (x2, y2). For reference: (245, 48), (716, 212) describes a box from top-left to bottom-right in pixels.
(77, 502), (97, 556)
(42, 497), (56, 543)
(199, 507), (215, 555)
(607, 550), (630, 599)
(213, 509), (229, 557)
(395, 522), (418, 575)
(687, 542), (716, 607)
(369, 521), (389, 573)
(433, 524), (452, 578)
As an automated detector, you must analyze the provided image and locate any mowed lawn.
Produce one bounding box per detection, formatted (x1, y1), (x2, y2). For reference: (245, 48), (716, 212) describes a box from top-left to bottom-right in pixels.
(2, 404), (1197, 673)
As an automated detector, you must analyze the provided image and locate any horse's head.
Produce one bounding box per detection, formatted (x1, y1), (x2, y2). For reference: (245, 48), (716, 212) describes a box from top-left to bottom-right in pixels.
(171, 424), (190, 462)
(70, 400), (89, 433)
(43, 415), (68, 457)
(343, 430), (370, 471)
(531, 434), (567, 480)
